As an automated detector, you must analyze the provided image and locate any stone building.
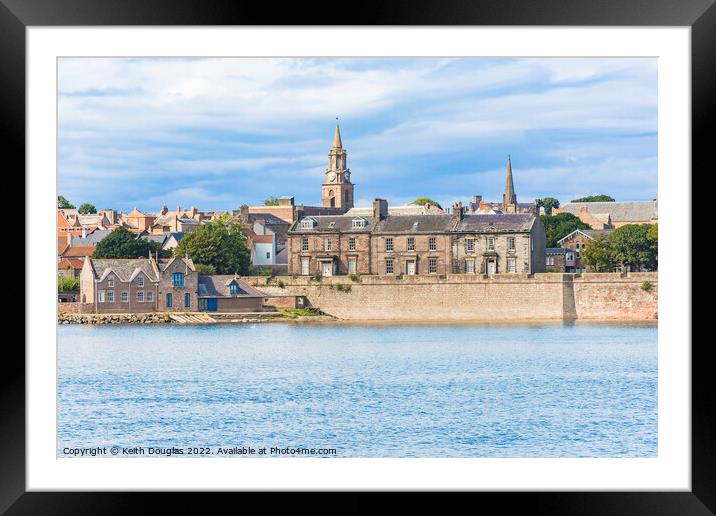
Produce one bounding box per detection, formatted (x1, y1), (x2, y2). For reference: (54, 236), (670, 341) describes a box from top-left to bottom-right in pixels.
(321, 123), (354, 211)
(287, 199), (546, 277)
(552, 200), (657, 229)
(545, 247), (577, 273)
(80, 256), (199, 313)
(557, 228), (613, 273)
(197, 275), (264, 312)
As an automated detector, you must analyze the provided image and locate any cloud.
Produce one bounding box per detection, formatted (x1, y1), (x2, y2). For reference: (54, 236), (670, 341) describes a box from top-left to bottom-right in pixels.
(58, 57), (657, 211)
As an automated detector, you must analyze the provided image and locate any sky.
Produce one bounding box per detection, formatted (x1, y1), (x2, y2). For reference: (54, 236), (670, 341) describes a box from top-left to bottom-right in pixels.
(57, 57), (657, 212)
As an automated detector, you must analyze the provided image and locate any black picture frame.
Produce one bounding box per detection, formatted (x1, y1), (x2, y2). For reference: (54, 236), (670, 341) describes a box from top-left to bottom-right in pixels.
(5, 0), (709, 512)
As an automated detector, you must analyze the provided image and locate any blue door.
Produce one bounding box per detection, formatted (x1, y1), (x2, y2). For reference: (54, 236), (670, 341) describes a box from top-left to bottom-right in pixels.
(206, 298), (217, 312)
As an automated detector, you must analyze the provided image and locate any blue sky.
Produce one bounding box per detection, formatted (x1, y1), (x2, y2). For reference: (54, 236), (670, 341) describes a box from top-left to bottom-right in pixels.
(58, 57), (657, 212)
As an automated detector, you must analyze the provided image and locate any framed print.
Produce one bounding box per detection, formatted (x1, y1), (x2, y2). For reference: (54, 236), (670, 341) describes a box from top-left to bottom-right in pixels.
(6, 0), (712, 512)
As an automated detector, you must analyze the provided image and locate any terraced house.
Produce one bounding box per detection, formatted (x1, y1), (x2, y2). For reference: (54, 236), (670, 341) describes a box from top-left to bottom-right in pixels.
(287, 199), (546, 277)
(80, 256), (198, 313)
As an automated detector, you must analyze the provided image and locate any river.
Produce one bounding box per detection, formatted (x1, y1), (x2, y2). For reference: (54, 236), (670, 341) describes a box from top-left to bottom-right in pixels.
(58, 321), (657, 458)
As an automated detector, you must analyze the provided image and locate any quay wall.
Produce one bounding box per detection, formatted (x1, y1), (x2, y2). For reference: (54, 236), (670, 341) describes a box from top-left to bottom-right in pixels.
(249, 272), (657, 321)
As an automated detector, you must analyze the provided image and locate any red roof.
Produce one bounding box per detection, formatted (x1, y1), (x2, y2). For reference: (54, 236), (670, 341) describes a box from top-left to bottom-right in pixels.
(62, 246), (95, 258)
(58, 258), (84, 270)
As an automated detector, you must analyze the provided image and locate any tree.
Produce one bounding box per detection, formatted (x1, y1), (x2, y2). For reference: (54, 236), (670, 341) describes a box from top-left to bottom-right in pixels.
(571, 194), (615, 202)
(541, 213), (590, 248)
(173, 216), (251, 275)
(58, 275), (80, 292)
(410, 197), (442, 210)
(580, 234), (614, 272)
(608, 224), (658, 271)
(78, 203), (97, 214)
(58, 195), (75, 209)
(536, 197), (560, 215)
(263, 197), (280, 206)
(93, 227), (168, 259)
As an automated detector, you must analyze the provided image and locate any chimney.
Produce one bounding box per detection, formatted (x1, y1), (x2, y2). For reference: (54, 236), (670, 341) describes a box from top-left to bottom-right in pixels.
(372, 198), (388, 221)
(473, 195), (482, 205)
(239, 204), (250, 224)
(278, 196), (295, 207)
(452, 202), (464, 224)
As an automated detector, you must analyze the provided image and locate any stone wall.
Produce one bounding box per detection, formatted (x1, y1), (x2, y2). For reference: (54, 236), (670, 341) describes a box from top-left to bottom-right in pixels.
(244, 272), (657, 321)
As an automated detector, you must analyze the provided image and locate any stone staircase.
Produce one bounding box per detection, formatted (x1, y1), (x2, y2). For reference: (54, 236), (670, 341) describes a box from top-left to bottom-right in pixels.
(169, 313), (217, 324)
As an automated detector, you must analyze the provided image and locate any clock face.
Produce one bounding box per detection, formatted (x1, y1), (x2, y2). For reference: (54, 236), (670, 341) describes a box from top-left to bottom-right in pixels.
(328, 172), (336, 182)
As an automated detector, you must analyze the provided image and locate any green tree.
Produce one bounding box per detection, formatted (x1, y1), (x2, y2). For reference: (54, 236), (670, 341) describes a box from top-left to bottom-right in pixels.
(580, 234), (614, 272)
(541, 213), (590, 248)
(263, 197), (280, 206)
(93, 227), (168, 259)
(410, 197), (442, 210)
(78, 203), (97, 214)
(608, 224), (658, 271)
(173, 216), (250, 275)
(571, 194), (615, 202)
(58, 275), (80, 292)
(58, 195), (75, 209)
(536, 197), (560, 215)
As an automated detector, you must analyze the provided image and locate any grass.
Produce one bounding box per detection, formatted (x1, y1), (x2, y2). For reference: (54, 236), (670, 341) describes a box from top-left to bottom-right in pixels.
(641, 281), (653, 291)
(277, 307), (321, 318)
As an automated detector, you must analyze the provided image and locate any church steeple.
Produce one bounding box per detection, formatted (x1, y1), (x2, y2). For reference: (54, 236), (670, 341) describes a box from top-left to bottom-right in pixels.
(503, 155), (518, 213)
(322, 120), (354, 211)
(332, 122), (343, 149)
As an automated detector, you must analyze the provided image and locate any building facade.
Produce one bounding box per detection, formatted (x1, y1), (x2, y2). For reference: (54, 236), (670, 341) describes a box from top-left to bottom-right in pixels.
(287, 199), (546, 277)
(557, 229), (613, 273)
(80, 256), (199, 313)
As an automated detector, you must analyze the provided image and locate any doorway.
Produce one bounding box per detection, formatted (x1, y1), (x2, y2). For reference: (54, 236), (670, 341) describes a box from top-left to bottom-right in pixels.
(322, 261), (333, 277)
(406, 260), (416, 275)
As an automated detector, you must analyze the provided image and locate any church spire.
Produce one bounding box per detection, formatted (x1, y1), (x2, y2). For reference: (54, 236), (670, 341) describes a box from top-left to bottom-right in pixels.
(503, 155), (517, 212)
(332, 120), (343, 149)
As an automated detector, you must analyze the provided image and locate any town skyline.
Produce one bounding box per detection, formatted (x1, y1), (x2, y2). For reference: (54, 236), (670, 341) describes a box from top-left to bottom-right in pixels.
(58, 57), (658, 212)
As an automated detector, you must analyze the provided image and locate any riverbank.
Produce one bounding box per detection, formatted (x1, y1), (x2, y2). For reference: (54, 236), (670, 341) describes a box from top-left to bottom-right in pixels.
(57, 310), (335, 325)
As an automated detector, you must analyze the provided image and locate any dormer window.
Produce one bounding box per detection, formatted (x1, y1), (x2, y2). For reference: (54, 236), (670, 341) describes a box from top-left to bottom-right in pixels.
(352, 217), (367, 228)
(299, 218), (316, 229)
(230, 282), (239, 296)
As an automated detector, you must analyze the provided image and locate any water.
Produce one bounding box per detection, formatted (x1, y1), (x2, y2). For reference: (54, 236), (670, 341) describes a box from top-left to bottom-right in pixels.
(57, 322), (657, 458)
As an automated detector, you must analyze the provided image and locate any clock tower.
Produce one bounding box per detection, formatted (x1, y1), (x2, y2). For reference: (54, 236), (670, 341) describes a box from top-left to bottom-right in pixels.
(321, 122), (354, 210)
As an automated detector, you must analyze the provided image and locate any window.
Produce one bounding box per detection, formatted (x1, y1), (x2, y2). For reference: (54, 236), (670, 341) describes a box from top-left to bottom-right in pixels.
(507, 258), (517, 273)
(428, 257), (438, 273)
(166, 293), (172, 308)
(184, 293), (191, 308)
(348, 237), (356, 251)
(230, 283), (239, 296)
(352, 218), (367, 228)
(300, 257), (310, 276)
(137, 276), (144, 287)
(301, 237), (309, 251)
(465, 259), (475, 273)
(546, 256), (554, 266)
(107, 277), (114, 288)
(385, 237), (394, 252)
(487, 237), (495, 251)
(429, 237), (437, 251)
(407, 237), (415, 251)
(348, 257), (357, 274)
(172, 272), (185, 287)
(385, 258), (394, 274)
(266, 252), (271, 259)
(465, 239), (475, 253)
(324, 237), (332, 251)
(98, 291), (105, 303)
(107, 290), (115, 303)
(121, 292), (128, 303)
(507, 237), (516, 251)
(146, 291), (154, 303)
(300, 218), (316, 229)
